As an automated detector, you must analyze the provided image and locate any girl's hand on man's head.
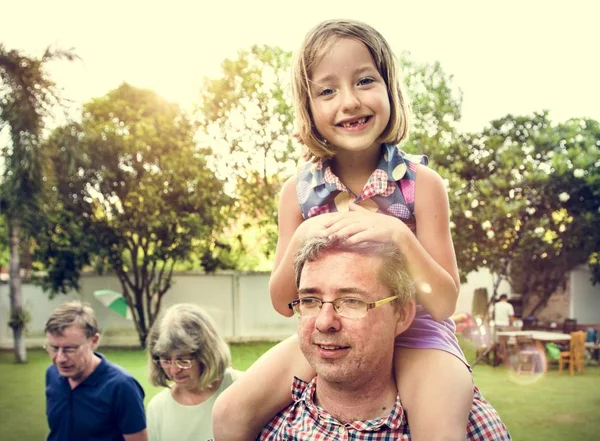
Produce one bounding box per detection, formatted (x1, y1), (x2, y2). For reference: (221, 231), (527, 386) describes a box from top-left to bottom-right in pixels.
(300, 212), (339, 240)
(323, 202), (410, 245)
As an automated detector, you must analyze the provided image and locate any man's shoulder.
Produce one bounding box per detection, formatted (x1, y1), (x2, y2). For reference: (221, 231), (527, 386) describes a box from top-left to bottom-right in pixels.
(467, 387), (512, 440)
(45, 364), (61, 383)
(497, 302), (514, 312)
(93, 354), (143, 394)
(100, 355), (136, 381)
(257, 377), (312, 440)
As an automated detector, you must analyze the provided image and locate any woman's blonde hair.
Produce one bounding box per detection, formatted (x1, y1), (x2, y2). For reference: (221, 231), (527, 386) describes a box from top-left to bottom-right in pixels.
(147, 303), (231, 389)
(292, 19), (412, 160)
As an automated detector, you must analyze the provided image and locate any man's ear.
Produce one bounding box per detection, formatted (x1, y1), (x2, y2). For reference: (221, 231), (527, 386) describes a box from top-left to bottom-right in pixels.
(90, 332), (100, 350)
(395, 299), (416, 337)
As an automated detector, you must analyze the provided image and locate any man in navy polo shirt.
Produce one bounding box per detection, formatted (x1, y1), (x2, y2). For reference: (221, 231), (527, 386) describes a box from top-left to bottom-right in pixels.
(44, 301), (147, 441)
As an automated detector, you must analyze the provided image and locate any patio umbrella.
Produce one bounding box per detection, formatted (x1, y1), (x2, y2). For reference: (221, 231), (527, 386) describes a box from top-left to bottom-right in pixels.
(93, 289), (133, 320)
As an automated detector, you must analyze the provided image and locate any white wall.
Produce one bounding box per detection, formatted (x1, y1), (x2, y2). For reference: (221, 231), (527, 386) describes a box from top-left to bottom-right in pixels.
(0, 271), (298, 349)
(0, 267), (518, 349)
(237, 274), (296, 338)
(455, 267), (512, 315)
(570, 265), (600, 324)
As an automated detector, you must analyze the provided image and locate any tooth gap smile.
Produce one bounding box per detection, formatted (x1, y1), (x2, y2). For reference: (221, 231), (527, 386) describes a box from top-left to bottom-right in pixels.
(340, 117), (368, 127)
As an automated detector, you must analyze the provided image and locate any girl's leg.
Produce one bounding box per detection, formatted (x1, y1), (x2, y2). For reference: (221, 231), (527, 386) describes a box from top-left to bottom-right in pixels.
(395, 347), (473, 441)
(212, 334), (315, 441)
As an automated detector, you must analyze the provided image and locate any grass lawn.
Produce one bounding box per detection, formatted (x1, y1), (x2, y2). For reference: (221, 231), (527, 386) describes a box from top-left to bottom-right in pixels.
(1, 341), (599, 441)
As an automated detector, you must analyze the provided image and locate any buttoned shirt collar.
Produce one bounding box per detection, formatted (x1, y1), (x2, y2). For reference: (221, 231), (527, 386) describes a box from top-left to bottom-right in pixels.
(293, 376), (404, 431)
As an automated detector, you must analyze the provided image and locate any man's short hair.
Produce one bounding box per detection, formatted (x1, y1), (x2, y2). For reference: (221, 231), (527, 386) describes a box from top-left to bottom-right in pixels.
(147, 303), (231, 389)
(499, 294), (508, 301)
(44, 301), (99, 338)
(293, 236), (416, 311)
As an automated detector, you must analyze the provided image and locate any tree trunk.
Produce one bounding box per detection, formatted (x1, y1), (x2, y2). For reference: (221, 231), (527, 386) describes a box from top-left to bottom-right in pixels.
(137, 328), (148, 349)
(525, 291), (554, 318)
(471, 287), (489, 319)
(8, 221), (26, 363)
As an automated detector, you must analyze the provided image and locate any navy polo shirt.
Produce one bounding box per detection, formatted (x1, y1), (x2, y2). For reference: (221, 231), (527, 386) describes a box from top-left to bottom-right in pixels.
(45, 352), (146, 441)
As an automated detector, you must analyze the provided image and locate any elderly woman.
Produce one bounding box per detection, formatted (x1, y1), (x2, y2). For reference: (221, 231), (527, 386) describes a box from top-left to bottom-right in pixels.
(146, 303), (240, 441)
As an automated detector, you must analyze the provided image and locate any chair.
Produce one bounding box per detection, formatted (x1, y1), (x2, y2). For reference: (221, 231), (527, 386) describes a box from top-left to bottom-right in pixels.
(559, 331), (586, 376)
(515, 335), (542, 375)
(491, 335), (511, 367)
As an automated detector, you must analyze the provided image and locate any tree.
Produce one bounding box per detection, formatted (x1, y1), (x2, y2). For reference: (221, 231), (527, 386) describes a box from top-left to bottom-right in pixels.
(449, 112), (600, 315)
(398, 57), (485, 281)
(0, 44), (76, 362)
(197, 45), (299, 264)
(38, 83), (231, 347)
(401, 57), (463, 166)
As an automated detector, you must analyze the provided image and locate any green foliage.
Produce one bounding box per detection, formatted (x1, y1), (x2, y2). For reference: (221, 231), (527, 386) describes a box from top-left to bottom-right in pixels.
(448, 112), (600, 314)
(398, 56), (478, 281)
(0, 44), (77, 223)
(401, 57), (463, 163)
(0, 44), (78, 362)
(197, 45), (299, 265)
(37, 83), (232, 346)
(8, 308), (31, 331)
(0, 217), (9, 268)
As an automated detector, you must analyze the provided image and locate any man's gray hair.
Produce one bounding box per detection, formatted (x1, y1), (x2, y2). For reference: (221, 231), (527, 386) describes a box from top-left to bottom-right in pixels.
(44, 301), (98, 338)
(293, 236), (416, 309)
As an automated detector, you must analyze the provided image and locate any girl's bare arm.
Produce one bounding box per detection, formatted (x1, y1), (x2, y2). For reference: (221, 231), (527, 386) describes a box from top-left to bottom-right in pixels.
(269, 176), (336, 316)
(212, 335), (314, 441)
(405, 165), (460, 320)
(268, 176), (304, 316)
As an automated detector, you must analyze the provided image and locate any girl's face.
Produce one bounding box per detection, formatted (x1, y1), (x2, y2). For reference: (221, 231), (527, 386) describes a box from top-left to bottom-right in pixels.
(309, 37), (390, 157)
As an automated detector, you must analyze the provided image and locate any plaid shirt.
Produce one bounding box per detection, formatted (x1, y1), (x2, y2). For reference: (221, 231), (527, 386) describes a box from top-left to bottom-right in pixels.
(258, 377), (511, 440)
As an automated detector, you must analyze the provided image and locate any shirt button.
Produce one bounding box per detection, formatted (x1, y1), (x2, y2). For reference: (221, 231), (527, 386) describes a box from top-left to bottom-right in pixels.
(339, 426), (346, 435)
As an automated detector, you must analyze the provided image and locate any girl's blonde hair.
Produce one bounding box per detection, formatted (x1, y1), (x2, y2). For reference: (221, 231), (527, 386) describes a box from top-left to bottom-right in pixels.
(292, 19), (412, 160)
(147, 303), (231, 389)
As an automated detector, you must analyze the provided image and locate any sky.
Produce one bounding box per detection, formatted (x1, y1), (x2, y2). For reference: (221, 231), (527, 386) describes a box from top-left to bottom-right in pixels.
(3, 0), (600, 132)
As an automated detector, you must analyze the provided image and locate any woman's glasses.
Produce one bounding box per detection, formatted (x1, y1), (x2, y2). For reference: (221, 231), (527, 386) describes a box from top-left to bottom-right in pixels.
(154, 357), (194, 370)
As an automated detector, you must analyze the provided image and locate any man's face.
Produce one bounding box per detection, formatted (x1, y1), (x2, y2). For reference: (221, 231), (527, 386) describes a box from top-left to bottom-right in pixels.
(297, 251), (404, 385)
(45, 325), (98, 381)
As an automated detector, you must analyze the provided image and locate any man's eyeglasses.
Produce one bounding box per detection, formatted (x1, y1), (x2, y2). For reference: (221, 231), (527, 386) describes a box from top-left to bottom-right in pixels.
(154, 358), (194, 370)
(288, 295), (399, 319)
(43, 343), (85, 357)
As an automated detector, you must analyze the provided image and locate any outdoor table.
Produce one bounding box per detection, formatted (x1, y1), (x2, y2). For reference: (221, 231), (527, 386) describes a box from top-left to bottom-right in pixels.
(496, 330), (571, 372)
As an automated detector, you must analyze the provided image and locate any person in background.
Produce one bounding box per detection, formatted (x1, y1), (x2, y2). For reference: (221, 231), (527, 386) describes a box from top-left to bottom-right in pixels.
(493, 294), (515, 330)
(44, 301), (147, 441)
(146, 303), (240, 441)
